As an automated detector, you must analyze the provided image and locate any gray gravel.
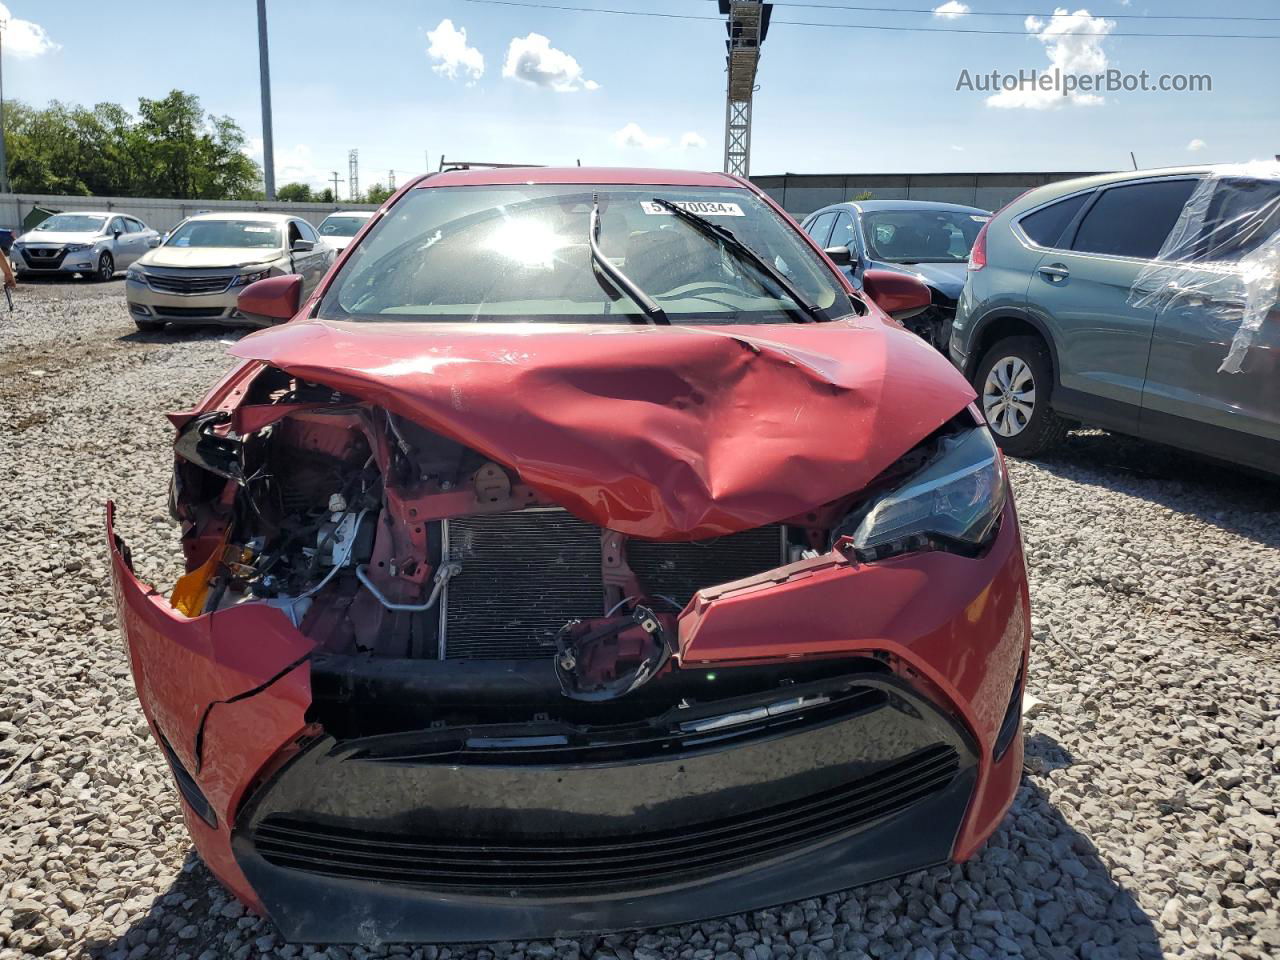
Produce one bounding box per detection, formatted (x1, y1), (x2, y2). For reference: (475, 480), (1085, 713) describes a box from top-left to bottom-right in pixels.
(1, 278), (1278, 960)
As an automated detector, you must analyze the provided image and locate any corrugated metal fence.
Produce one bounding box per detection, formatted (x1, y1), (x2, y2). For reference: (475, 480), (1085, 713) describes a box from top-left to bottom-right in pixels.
(0, 193), (379, 234)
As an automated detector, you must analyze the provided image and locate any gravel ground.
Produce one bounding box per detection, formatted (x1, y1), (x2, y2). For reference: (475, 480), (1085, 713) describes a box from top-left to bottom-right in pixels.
(1, 278), (1277, 960)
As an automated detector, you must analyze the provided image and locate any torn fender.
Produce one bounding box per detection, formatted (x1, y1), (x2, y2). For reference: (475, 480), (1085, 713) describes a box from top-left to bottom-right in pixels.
(230, 316), (975, 540)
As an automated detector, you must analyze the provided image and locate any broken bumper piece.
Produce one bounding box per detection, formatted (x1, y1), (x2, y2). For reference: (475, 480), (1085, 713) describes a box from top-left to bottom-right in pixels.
(233, 677), (977, 944)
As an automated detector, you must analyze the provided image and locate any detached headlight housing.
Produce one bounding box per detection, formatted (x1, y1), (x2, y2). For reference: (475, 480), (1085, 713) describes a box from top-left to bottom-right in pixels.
(65, 242), (92, 253)
(230, 269), (271, 287)
(842, 427), (1006, 560)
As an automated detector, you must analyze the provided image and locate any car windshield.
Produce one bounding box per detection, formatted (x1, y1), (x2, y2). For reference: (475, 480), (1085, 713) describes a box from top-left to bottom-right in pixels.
(166, 220), (282, 249)
(862, 209), (989, 264)
(34, 214), (106, 233)
(318, 184), (857, 325)
(319, 216), (369, 237)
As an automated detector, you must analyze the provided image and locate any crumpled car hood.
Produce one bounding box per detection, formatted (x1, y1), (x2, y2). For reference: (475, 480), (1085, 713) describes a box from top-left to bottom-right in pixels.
(230, 317), (975, 539)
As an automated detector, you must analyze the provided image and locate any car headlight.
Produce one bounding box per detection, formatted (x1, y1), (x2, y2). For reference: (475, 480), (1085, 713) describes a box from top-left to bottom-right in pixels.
(126, 266), (146, 283)
(66, 243), (92, 253)
(230, 269), (271, 287)
(842, 426), (1006, 559)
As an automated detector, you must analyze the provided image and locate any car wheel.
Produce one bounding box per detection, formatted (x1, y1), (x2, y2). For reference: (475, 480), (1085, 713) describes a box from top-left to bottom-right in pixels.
(973, 336), (1069, 458)
(133, 317), (166, 332)
(93, 252), (115, 282)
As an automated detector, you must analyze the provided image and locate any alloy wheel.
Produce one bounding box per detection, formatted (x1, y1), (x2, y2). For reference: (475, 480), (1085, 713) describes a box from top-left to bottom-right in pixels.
(99, 254), (114, 281)
(982, 355), (1036, 437)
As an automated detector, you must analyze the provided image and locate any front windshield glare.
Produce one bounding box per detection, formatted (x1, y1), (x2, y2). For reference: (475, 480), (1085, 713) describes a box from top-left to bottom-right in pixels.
(166, 220), (282, 249)
(35, 215), (107, 233)
(863, 210), (989, 263)
(320, 216), (368, 237)
(319, 184), (856, 324)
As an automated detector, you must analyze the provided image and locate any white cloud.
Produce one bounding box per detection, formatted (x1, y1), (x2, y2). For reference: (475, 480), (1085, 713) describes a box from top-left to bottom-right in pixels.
(426, 19), (484, 84)
(987, 8), (1115, 110)
(503, 33), (599, 92)
(679, 131), (707, 150)
(950, 144), (966, 152)
(614, 123), (669, 151)
(1187, 138), (1207, 152)
(243, 138), (332, 192)
(932, 1), (970, 18)
(0, 3), (58, 57)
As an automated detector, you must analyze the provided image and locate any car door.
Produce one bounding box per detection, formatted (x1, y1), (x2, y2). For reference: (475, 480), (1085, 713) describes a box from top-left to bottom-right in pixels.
(120, 218), (147, 266)
(1025, 176), (1199, 432)
(106, 216), (131, 266)
(1140, 176), (1280, 472)
(288, 219), (325, 293)
(826, 211), (864, 287)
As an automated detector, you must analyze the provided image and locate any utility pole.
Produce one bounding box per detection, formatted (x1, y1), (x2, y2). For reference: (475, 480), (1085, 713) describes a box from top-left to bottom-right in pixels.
(256, 0), (276, 199)
(329, 171), (344, 201)
(0, 20), (9, 195)
(348, 149), (359, 202)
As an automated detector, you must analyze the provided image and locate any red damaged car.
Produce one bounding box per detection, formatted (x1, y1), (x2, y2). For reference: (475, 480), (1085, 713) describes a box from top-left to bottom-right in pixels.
(108, 167), (1029, 944)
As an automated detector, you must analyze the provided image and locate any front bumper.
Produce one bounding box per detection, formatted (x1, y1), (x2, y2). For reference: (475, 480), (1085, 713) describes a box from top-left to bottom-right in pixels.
(126, 277), (267, 327)
(16, 246), (99, 274)
(108, 497), (1030, 943)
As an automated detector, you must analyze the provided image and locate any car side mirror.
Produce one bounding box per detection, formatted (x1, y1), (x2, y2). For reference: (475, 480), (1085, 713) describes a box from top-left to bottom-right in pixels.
(861, 268), (932, 321)
(147, 237), (161, 248)
(823, 245), (853, 267)
(113, 229), (123, 238)
(291, 239), (315, 252)
(238, 274), (303, 325)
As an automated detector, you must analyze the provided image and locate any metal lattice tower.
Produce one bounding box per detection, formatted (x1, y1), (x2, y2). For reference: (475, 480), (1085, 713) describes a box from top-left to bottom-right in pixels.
(348, 149), (359, 201)
(720, 1), (772, 177)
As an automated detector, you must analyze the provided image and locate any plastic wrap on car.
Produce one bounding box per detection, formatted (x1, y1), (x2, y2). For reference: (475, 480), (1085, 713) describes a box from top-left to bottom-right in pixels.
(1127, 161), (1280, 374)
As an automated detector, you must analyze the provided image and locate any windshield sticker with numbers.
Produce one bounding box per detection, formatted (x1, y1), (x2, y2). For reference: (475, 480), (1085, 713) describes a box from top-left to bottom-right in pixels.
(641, 201), (745, 217)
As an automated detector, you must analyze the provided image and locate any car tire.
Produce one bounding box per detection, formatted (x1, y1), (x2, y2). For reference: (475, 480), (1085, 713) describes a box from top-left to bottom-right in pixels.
(973, 335), (1069, 458)
(93, 252), (114, 282)
(133, 317), (166, 332)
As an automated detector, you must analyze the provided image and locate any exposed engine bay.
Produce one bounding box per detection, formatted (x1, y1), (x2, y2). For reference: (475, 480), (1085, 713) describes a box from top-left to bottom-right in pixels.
(165, 364), (986, 725)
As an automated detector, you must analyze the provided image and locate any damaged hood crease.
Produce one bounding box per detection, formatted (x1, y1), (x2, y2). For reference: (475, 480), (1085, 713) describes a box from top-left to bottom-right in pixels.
(231, 319), (974, 540)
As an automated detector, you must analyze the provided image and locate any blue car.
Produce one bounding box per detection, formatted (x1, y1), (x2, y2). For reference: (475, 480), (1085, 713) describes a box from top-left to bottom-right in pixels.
(801, 200), (990, 351)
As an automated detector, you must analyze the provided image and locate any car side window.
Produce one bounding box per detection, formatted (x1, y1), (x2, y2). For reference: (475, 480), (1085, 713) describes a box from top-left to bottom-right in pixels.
(109, 217), (126, 235)
(828, 212), (858, 251)
(296, 219), (319, 243)
(1070, 179), (1199, 260)
(288, 221), (303, 246)
(1189, 178), (1280, 263)
(805, 212), (837, 247)
(124, 218), (142, 234)
(1018, 194), (1089, 249)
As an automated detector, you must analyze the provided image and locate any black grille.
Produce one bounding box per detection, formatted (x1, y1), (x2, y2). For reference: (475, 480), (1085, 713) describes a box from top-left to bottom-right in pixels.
(627, 525), (786, 607)
(442, 510), (603, 660)
(154, 306), (227, 319)
(145, 273), (233, 295)
(252, 743), (960, 894)
(21, 248), (66, 269)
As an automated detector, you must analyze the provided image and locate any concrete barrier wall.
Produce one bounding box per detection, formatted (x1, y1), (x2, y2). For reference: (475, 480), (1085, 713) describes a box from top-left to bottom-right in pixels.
(750, 171), (1104, 217)
(0, 193), (379, 234)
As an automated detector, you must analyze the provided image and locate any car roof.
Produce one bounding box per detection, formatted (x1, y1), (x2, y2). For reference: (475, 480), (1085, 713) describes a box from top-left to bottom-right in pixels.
(46, 211), (113, 218)
(323, 210), (375, 217)
(416, 166), (745, 189)
(814, 199), (991, 217)
(182, 212), (300, 223)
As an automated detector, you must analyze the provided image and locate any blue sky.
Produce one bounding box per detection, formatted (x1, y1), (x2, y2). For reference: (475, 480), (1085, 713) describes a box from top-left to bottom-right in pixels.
(3, 0), (1278, 191)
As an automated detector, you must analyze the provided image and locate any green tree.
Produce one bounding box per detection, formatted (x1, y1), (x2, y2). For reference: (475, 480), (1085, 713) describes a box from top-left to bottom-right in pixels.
(276, 182), (313, 202)
(849, 190), (874, 202)
(315, 187), (335, 204)
(363, 183), (394, 205)
(3, 90), (262, 200)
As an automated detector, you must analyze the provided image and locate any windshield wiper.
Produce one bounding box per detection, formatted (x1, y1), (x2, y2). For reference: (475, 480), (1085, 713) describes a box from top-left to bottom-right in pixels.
(650, 198), (823, 323)
(589, 196), (668, 325)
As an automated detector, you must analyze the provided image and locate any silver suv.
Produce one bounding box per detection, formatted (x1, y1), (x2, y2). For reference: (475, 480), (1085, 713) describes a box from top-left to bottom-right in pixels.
(950, 164), (1280, 476)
